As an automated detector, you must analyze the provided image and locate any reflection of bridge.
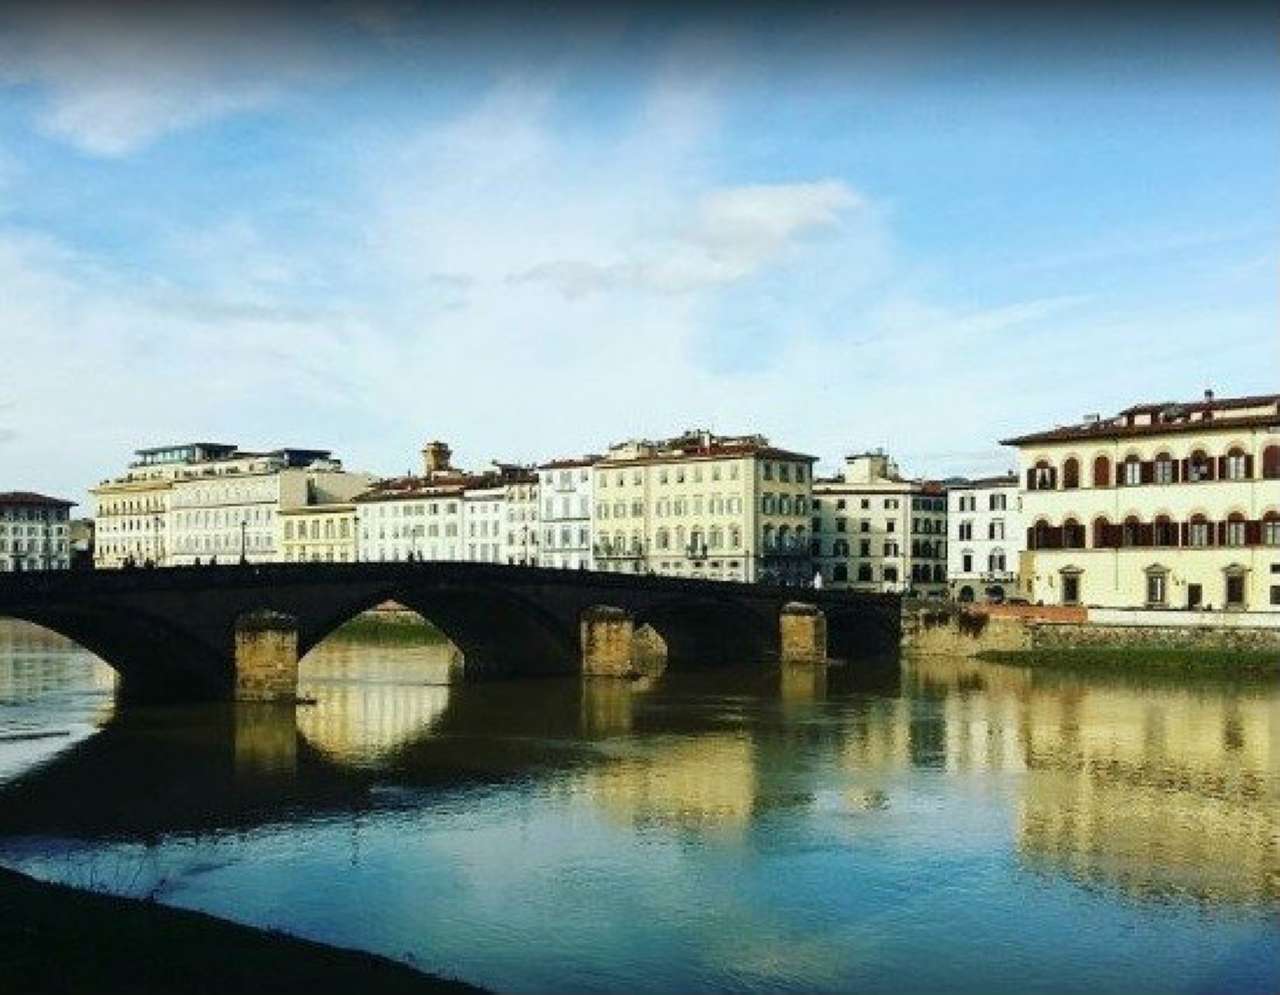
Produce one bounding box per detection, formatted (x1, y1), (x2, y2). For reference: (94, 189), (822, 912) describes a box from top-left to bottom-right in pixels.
(0, 564), (900, 702)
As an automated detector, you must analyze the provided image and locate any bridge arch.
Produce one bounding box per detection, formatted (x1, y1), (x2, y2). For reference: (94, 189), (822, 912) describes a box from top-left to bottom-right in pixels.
(292, 581), (580, 680)
(0, 605), (231, 702)
(822, 599), (901, 664)
(634, 595), (778, 668)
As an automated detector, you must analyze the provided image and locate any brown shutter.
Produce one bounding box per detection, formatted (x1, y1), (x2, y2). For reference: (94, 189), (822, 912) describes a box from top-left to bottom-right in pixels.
(1171, 459), (1180, 483)
(1104, 524), (1118, 548)
(1139, 523), (1154, 546)
(1026, 526), (1036, 549)
(1048, 467), (1057, 489)
(1246, 520), (1262, 546)
(1244, 455), (1254, 479)
(1140, 461), (1154, 484)
(1179, 522), (1189, 546)
(1216, 521), (1226, 546)
(1026, 469), (1036, 490)
(1217, 456), (1227, 480)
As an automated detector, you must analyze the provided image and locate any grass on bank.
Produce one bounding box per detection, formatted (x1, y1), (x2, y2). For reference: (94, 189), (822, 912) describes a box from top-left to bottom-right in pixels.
(976, 647), (1279, 676)
(331, 613), (452, 646)
(0, 865), (484, 995)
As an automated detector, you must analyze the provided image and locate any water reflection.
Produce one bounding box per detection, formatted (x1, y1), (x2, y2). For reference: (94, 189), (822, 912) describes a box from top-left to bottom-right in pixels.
(0, 619), (1276, 994)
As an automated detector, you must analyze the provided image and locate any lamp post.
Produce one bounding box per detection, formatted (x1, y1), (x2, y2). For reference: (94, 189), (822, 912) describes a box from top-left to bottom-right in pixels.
(240, 515), (248, 565)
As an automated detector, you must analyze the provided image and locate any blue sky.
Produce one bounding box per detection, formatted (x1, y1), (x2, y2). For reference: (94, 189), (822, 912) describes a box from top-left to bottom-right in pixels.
(0, 2), (1276, 504)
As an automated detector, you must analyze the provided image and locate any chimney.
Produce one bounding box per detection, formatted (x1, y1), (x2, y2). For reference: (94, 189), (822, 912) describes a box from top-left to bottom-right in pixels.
(421, 440), (452, 476)
(1204, 388), (1215, 403)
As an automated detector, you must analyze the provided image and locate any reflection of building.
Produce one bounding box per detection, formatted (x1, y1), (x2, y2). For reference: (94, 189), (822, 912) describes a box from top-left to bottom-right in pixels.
(813, 451), (947, 595)
(1003, 390), (1280, 610)
(0, 492), (74, 572)
(295, 641), (454, 763)
(538, 457), (598, 570)
(895, 656), (1280, 904)
(591, 429), (815, 584)
(946, 474), (1022, 603)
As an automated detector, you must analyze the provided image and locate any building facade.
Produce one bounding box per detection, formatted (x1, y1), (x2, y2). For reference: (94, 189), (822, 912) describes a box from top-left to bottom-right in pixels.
(537, 457), (597, 570)
(0, 492), (74, 572)
(946, 474), (1022, 603)
(1003, 391), (1280, 612)
(812, 452), (948, 596)
(279, 503), (357, 563)
(591, 430), (815, 584)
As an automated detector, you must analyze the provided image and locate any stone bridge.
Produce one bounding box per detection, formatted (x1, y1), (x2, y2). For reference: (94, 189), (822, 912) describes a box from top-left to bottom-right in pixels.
(0, 563), (900, 702)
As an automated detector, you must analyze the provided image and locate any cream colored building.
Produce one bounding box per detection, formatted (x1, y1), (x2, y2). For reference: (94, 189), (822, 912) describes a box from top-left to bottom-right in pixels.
(279, 503), (357, 563)
(1003, 390), (1280, 611)
(538, 457), (597, 570)
(92, 443), (236, 568)
(496, 467), (540, 566)
(169, 449), (369, 565)
(813, 452), (948, 596)
(591, 430), (815, 584)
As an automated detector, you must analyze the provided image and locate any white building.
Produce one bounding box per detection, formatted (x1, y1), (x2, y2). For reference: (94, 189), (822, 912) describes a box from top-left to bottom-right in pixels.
(812, 451), (948, 596)
(537, 456), (597, 570)
(168, 449), (370, 565)
(355, 479), (467, 562)
(497, 467), (540, 566)
(946, 474), (1022, 603)
(463, 483), (504, 564)
(0, 492), (74, 572)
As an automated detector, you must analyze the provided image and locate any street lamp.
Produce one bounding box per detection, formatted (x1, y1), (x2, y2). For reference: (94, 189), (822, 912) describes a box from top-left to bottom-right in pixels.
(240, 515), (248, 565)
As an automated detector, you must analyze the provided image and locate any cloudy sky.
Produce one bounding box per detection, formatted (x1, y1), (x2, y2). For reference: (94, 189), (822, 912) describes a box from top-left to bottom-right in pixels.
(1, 1), (1276, 505)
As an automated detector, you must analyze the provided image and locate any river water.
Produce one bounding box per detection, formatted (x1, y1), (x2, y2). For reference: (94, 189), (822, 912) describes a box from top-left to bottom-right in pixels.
(0, 618), (1276, 994)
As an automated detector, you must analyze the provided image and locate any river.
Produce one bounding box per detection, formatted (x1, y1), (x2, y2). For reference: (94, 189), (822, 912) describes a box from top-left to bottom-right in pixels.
(0, 618), (1276, 993)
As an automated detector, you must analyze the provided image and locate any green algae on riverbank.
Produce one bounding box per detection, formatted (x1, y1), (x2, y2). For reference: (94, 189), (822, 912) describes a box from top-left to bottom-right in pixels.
(977, 646), (1278, 676)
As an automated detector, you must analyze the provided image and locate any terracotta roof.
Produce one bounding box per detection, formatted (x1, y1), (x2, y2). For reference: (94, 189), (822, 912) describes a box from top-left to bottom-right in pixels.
(1001, 411), (1280, 447)
(597, 444), (816, 467)
(1119, 392), (1280, 416)
(0, 491), (75, 507)
(538, 455), (603, 470)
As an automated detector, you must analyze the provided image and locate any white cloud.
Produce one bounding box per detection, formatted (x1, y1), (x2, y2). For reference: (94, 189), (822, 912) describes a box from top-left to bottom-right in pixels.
(0, 3), (341, 156)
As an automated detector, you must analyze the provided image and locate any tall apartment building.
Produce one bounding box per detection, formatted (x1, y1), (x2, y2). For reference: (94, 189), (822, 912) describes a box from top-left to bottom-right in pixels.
(0, 492), (75, 572)
(946, 473), (1022, 602)
(537, 457), (597, 570)
(1003, 390), (1280, 611)
(812, 451), (948, 596)
(590, 430), (815, 584)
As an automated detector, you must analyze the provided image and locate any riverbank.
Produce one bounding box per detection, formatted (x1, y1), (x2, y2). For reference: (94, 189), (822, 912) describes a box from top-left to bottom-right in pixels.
(331, 610), (452, 645)
(0, 865), (484, 994)
(977, 647), (1278, 676)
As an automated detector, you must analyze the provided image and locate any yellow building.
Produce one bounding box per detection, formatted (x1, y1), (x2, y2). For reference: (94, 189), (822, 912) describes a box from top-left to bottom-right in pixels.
(279, 503), (357, 563)
(1002, 391), (1280, 611)
(591, 429), (815, 584)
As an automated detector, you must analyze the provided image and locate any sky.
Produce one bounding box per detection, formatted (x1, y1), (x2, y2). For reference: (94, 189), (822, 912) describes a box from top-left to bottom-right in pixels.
(0, 1), (1276, 506)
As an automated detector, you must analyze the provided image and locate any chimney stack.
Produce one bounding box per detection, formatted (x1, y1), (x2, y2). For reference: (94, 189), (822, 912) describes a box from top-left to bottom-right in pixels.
(1203, 388), (1215, 403)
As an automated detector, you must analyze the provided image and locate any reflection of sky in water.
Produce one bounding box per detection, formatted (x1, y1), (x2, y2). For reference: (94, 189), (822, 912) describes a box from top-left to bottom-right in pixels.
(0, 623), (1276, 994)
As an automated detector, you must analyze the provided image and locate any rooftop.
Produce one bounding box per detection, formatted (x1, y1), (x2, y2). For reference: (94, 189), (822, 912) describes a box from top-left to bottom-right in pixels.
(0, 491), (76, 507)
(1001, 391), (1280, 446)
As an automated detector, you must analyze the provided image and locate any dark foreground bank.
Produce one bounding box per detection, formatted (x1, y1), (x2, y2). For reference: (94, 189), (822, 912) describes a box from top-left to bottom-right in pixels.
(0, 866), (486, 995)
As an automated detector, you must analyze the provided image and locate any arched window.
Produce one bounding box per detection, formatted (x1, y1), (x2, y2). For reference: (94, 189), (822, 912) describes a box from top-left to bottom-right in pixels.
(1154, 452), (1175, 484)
(709, 527), (723, 549)
(1028, 459), (1055, 491)
(958, 585), (975, 603)
(1062, 457), (1080, 489)
(1264, 446), (1280, 480)
(1154, 514), (1175, 547)
(1225, 512), (1247, 546)
(1093, 455), (1111, 488)
(762, 525), (775, 551)
(1032, 519), (1053, 550)
(1120, 455), (1142, 487)
(1263, 511), (1280, 546)
(1188, 514), (1211, 547)
(1225, 447), (1248, 481)
(1092, 516), (1111, 549)
(833, 564), (848, 582)
(777, 525), (792, 551)
(656, 528), (670, 550)
(1121, 515), (1140, 547)
(1063, 517), (1084, 549)
(1188, 449), (1213, 482)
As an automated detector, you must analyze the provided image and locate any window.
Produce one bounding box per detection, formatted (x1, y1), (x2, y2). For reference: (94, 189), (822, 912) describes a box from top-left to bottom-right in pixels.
(1225, 573), (1246, 608)
(989, 550), (1006, 572)
(988, 520), (1004, 541)
(1121, 457), (1142, 487)
(962, 551), (973, 572)
(1146, 571), (1167, 606)
(1225, 448), (1248, 480)
(959, 520), (973, 540)
(857, 564), (872, 582)
(1063, 518), (1084, 549)
(990, 493), (1006, 511)
(1031, 461), (1054, 490)
(1092, 516), (1111, 549)
(1154, 453), (1175, 484)
(1226, 514), (1246, 546)
(1189, 515), (1211, 547)
(1061, 572), (1080, 605)
(1188, 450), (1213, 482)
(1062, 458), (1080, 489)
(1264, 514), (1280, 546)
(883, 566), (898, 583)
(1154, 516), (1175, 546)
(1093, 455), (1111, 488)
(1264, 446), (1280, 480)
(859, 540), (870, 557)
(1122, 516), (1140, 547)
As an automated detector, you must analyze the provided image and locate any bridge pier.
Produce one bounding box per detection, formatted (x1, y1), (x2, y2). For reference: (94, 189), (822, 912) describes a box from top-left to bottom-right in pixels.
(234, 610), (299, 702)
(779, 602), (827, 666)
(580, 606), (666, 678)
